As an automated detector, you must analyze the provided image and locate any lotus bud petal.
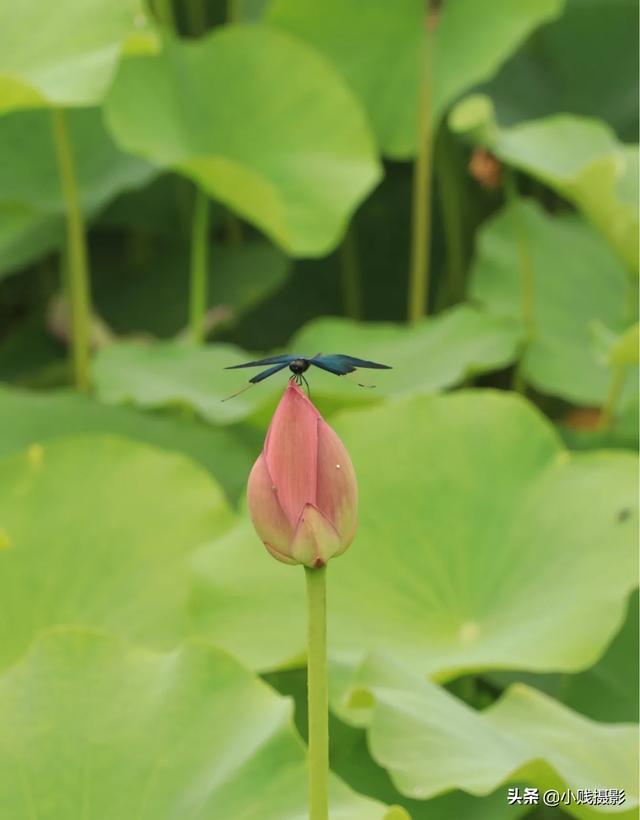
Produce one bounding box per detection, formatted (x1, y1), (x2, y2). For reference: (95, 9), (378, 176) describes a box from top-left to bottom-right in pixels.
(247, 382), (358, 568)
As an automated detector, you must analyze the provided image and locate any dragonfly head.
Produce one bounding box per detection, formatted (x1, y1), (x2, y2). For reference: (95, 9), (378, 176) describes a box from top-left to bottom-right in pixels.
(288, 358), (309, 375)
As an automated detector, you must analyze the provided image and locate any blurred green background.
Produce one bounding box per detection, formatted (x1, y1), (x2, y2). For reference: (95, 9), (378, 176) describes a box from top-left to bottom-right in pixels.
(0, 0), (637, 818)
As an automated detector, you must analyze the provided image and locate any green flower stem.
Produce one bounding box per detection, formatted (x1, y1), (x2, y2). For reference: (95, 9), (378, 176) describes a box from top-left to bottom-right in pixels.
(50, 107), (92, 393)
(189, 187), (210, 343)
(339, 226), (363, 320)
(504, 169), (535, 392)
(305, 565), (329, 820)
(436, 123), (467, 304)
(408, 27), (434, 322)
(598, 365), (627, 431)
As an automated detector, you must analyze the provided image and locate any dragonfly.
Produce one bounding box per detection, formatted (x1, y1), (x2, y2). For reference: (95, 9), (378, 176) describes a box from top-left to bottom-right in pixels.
(222, 354), (392, 400)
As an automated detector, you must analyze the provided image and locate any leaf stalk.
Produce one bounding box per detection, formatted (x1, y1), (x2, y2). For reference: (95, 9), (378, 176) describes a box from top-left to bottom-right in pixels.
(50, 107), (92, 392)
(408, 26), (434, 322)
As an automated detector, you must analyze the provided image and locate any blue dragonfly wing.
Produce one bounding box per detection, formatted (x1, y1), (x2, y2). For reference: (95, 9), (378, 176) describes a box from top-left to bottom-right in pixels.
(312, 354), (392, 374)
(225, 354), (296, 370)
(331, 355), (392, 369)
(249, 362), (290, 383)
(309, 357), (355, 376)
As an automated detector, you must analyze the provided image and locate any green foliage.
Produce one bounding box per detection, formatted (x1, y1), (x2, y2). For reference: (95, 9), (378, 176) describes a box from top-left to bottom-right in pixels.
(190, 392), (638, 682)
(0, 0), (157, 112)
(487, 593), (640, 727)
(0, 2), (638, 816)
(0, 107), (156, 277)
(608, 323), (640, 367)
(290, 307), (520, 401)
(0, 436), (233, 672)
(561, 592), (639, 723)
(469, 200), (638, 407)
(267, 667), (532, 820)
(350, 655), (638, 817)
(484, 0), (639, 140)
(451, 97), (639, 272)
(105, 26), (381, 255)
(93, 340), (283, 425)
(92, 238), (290, 337)
(267, 0), (563, 157)
(0, 629), (403, 819)
(92, 307), (521, 423)
(0, 385), (255, 503)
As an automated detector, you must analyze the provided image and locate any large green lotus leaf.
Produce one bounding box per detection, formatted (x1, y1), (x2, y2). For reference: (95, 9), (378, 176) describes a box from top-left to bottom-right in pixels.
(469, 199), (638, 407)
(266, 0), (562, 158)
(104, 26), (381, 256)
(487, 589), (639, 724)
(347, 654), (638, 817)
(93, 238), (290, 337)
(561, 590), (639, 723)
(93, 341), (283, 426)
(0, 0), (156, 112)
(267, 667), (531, 820)
(92, 306), (520, 424)
(483, 0), (639, 142)
(0, 629), (403, 819)
(190, 392), (638, 684)
(289, 306), (521, 403)
(0, 436), (234, 672)
(0, 107), (157, 278)
(0, 385), (254, 503)
(190, 519), (304, 671)
(450, 96), (639, 272)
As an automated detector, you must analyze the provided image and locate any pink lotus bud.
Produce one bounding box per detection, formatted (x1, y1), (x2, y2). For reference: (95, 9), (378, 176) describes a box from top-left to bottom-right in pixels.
(247, 382), (358, 568)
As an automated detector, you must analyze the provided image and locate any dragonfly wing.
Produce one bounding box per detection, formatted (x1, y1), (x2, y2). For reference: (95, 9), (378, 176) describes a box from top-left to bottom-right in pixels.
(332, 355), (392, 369)
(249, 362), (290, 383)
(310, 358), (355, 376)
(225, 354), (295, 370)
(312, 354), (392, 373)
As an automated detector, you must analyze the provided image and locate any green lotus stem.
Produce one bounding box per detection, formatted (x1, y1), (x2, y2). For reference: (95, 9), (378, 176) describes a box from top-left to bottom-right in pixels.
(408, 27), (434, 322)
(504, 170), (535, 339)
(436, 123), (467, 303)
(504, 169), (535, 392)
(598, 365), (627, 431)
(339, 226), (363, 320)
(189, 188), (210, 343)
(305, 565), (329, 820)
(50, 108), (92, 393)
